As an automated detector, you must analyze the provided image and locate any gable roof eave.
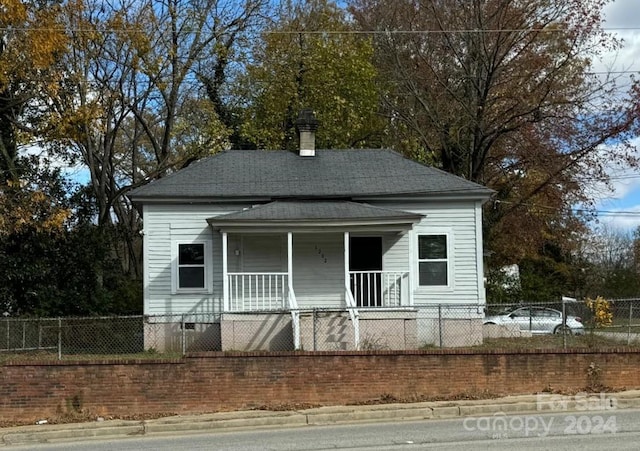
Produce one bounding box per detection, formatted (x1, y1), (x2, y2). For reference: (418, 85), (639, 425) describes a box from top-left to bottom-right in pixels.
(129, 190), (494, 205)
(206, 200), (424, 231)
(127, 149), (494, 202)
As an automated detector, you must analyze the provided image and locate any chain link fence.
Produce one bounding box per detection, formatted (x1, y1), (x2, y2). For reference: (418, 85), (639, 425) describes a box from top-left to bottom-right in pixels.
(592, 298), (640, 345)
(0, 316), (148, 360)
(481, 298), (640, 348)
(1, 299), (640, 360)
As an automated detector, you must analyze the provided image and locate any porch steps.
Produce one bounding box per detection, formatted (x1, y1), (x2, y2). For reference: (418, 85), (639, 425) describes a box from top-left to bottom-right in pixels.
(298, 310), (355, 351)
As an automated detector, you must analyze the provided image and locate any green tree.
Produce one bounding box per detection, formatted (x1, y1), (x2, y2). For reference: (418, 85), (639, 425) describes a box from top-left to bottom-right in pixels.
(574, 225), (640, 300)
(0, 161), (141, 316)
(0, 223), (142, 317)
(519, 253), (572, 303)
(239, 0), (383, 150)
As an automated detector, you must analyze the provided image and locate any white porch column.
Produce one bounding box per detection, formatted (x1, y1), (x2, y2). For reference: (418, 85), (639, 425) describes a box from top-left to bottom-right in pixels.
(287, 232), (293, 292)
(343, 231), (350, 287)
(408, 229), (414, 306)
(344, 231), (360, 350)
(475, 200), (486, 306)
(222, 232), (229, 312)
(287, 232), (301, 349)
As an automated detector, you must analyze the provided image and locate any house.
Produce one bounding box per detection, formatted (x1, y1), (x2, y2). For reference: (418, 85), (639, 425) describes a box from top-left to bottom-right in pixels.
(128, 110), (493, 351)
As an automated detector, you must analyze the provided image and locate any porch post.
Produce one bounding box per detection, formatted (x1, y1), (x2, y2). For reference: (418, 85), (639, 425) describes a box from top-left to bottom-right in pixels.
(287, 232), (293, 289)
(344, 231), (360, 350)
(408, 230), (414, 306)
(222, 232), (229, 312)
(343, 232), (350, 287)
(287, 231), (302, 350)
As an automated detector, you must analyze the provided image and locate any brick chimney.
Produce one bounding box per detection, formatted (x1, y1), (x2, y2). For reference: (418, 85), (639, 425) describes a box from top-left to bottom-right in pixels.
(295, 109), (319, 157)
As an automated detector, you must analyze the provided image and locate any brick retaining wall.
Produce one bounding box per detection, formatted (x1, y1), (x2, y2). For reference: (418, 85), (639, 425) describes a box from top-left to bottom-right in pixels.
(1, 349), (639, 422)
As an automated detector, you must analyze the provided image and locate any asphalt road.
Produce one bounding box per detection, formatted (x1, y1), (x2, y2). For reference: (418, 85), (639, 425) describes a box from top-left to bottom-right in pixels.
(7, 407), (640, 450)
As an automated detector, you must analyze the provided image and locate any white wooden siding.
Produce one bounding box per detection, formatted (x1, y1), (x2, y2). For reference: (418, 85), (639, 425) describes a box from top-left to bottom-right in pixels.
(237, 235), (286, 272)
(227, 235), (241, 273)
(365, 200), (482, 305)
(143, 204), (244, 315)
(142, 199), (484, 314)
(292, 233), (344, 307)
(382, 232), (409, 273)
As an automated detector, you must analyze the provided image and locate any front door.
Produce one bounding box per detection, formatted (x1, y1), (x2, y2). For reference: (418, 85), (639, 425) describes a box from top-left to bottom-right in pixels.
(349, 237), (382, 307)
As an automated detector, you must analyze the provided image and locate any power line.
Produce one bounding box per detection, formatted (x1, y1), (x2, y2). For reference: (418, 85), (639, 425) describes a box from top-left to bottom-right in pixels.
(3, 24), (640, 73)
(587, 210), (640, 217)
(494, 199), (640, 218)
(587, 71), (640, 75)
(3, 26), (640, 34)
(597, 175), (640, 181)
(574, 175), (640, 182)
(265, 27), (640, 35)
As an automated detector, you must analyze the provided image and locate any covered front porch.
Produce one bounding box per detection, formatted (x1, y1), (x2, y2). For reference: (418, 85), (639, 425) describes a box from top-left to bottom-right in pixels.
(226, 269), (410, 311)
(207, 200), (422, 350)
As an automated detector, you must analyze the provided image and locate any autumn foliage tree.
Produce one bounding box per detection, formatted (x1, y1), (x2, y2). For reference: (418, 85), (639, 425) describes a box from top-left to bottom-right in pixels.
(4, 0), (640, 313)
(48, 0), (267, 278)
(0, 0), (67, 181)
(349, 0), (640, 264)
(0, 1), (142, 315)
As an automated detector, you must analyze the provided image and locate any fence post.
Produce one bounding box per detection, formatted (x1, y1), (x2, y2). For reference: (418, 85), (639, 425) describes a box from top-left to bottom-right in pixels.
(438, 305), (443, 348)
(562, 299), (567, 350)
(57, 318), (62, 360)
(181, 314), (186, 356)
(313, 309), (317, 351)
(628, 302), (633, 346)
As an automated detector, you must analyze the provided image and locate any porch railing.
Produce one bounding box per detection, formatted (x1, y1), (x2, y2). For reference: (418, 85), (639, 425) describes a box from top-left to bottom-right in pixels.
(349, 271), (408, 307)
(227, 271), (407, 311)
(228, 272), (288, 311)
(345, 283), (360, 350)
(288, 283), (300, 350)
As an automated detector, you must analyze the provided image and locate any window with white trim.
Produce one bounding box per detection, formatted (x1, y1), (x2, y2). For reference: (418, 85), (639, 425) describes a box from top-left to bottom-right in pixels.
(418, 234), (449, 286)
(173, 241), (212, 293)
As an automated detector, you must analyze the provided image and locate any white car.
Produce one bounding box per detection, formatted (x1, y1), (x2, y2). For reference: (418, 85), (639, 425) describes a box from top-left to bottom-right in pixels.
(483, 306), (585, 335)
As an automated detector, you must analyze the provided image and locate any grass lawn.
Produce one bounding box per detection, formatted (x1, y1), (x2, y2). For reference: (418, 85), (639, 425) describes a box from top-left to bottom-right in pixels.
(606, 317), (640, 333)
(468, 333), (638, 350)
(0, 349), (183, 363)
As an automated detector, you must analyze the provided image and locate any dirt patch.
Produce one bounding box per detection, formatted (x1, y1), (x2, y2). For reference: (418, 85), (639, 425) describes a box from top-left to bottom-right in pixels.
(252, 403), (322, 411)
(0, 411), (183, 428)
(347, 390), (504, 406)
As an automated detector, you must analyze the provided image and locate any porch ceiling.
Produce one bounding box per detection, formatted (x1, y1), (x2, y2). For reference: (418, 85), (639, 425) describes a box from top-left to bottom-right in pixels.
(207, 200), (423, 231)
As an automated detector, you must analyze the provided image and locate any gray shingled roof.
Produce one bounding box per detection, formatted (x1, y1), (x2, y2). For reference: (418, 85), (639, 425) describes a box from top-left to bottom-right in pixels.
(206, 201), (423, 227)
(128, 149), (492, 201)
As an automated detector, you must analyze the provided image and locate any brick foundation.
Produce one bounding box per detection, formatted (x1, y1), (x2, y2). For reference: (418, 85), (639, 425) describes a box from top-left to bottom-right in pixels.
(1, 349), (639, 422)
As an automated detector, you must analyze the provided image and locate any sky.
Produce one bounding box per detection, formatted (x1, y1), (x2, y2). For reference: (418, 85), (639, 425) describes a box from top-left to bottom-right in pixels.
(591, 0), (640, 232)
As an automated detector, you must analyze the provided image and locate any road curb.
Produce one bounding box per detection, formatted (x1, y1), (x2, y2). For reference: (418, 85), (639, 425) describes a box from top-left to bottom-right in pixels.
(306, 407), (434, 425)
(1, 421), (143, 446)
(144, 411), (308, 434)
(458, 401), (539, 416)
(2, 392), (640, 445)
